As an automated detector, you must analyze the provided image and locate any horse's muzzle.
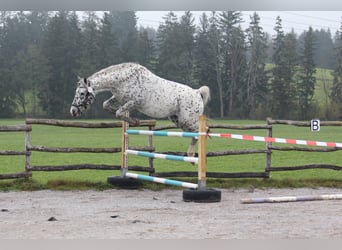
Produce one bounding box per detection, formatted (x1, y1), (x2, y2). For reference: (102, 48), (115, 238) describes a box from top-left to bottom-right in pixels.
(70, 106), (81, 117)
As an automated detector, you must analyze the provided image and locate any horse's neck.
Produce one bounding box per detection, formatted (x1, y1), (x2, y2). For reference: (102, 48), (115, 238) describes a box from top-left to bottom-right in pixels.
(88, 63), (142, 94)
(88, 71), (115, 94)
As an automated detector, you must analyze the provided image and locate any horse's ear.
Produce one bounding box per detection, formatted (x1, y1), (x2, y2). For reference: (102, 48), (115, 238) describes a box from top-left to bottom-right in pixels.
(77, 76), (82, 85)
(84, 78), (90, 87)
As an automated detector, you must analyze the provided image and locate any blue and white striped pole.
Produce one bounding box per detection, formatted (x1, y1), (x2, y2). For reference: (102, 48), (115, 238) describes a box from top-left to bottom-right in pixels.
(125, 172), (198, 189)
(126, 149), (198, 164)
(126, 129), (199, 138)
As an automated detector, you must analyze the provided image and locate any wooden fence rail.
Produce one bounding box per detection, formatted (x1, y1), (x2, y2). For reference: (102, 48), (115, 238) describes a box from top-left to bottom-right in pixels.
(26, 118), (156, 128)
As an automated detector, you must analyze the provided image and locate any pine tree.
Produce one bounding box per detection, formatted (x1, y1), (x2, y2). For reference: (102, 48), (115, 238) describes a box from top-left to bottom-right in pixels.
(157, 11), (196, 84)
(270, 17), (298, 119)
(137, 28), (156, 70)
(99, 12), (121, 68)
(194, 12), (217, 116)
(218, 11), (246, 117)
(245, 12), (269, 118)
(230, 26), (247, 117)
(109, 11), (138, 62)
(0, 12), (17, 117)
(41, 11), (82, 117)
(177, 11), (196, 85)
(207, 12), (225, 117)
(297, 26), (316, 119)
(330, 22), (342, 118)
(156, 12), (179, 80)
(80, 11), (101, 76)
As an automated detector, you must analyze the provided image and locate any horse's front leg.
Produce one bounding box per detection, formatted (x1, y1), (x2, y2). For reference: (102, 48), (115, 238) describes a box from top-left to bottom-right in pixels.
(187, 137), (198, 158)
(103, 96), (120, 114)
(116, 100), (140, 125)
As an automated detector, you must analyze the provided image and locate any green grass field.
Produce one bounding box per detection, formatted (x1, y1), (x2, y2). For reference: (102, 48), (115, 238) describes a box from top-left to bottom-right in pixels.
(0, 118), (341, 190)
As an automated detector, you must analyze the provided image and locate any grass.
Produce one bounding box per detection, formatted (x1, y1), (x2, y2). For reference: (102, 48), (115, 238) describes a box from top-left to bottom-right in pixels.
(0, 118), (342, 191)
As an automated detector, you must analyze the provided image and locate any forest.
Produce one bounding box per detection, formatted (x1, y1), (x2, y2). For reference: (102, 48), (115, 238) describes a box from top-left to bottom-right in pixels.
(1, 11), (342, 120)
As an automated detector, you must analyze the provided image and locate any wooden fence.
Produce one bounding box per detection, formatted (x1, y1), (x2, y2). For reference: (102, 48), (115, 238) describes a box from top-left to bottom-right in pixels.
(24, 118), (156, 173)
(0, 124), (32, 179)
(266, 118), (342, 173)
(0, 118), (341, 181)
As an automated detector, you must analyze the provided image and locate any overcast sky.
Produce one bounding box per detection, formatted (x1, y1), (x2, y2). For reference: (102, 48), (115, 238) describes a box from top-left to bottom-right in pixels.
(135, 11), (342, 36)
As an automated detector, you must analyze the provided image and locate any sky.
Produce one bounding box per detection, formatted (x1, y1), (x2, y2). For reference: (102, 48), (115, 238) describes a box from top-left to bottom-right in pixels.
(135, 11), (342, 36)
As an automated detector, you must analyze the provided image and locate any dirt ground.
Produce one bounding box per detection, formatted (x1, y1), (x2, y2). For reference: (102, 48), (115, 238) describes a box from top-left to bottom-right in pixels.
(0, 188), (341, 239)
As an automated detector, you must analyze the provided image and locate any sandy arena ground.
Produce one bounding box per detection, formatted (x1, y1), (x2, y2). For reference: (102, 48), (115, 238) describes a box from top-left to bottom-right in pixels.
(0, 188), (341, 239)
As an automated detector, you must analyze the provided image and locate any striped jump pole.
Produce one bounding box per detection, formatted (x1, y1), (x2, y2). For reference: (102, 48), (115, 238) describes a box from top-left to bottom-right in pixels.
(126, 149), (198, 164)
(241, 193), (342, 204)
(127, 130), (342, 148)
(207, 132), (342, 148)
(126, 130), (199, 138)
(125, 172), (198, 189)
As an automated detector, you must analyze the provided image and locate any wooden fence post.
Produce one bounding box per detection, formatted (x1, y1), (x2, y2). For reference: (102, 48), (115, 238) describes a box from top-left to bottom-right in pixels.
(121, 112), (129, 177)
(198, 115), (207, 190)
(25, 127), (31, 174)
(265, 117), (272, 178)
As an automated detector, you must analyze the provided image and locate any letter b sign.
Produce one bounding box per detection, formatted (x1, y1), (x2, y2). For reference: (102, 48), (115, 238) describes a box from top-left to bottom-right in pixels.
(311, 119), (320, 132)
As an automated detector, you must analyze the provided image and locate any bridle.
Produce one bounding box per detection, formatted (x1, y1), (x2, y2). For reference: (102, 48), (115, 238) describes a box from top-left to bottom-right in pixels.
(71, 86), (96, 112)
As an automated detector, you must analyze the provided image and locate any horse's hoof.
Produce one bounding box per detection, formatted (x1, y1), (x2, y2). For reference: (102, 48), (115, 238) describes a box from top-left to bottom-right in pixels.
(129, 119), (140, 126)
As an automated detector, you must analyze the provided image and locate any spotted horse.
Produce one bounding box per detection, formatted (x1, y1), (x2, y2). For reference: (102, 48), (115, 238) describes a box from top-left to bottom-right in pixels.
(70, 62), (210, 157)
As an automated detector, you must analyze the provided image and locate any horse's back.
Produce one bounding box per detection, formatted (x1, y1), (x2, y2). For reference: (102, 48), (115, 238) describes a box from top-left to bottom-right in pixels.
(103, 63), (206, 128)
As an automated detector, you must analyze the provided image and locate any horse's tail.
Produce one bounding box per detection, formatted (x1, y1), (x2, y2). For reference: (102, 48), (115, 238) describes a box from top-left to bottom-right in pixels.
(199, 86), (210, 106)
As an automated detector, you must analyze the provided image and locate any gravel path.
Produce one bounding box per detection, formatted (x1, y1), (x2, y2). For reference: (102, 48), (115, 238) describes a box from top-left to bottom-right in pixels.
(0, 188), (341, 239)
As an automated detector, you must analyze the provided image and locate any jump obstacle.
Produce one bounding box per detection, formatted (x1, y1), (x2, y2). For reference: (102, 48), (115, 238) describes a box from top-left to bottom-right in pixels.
(114, 116), (342, 203)
(107, 114), (221, 202)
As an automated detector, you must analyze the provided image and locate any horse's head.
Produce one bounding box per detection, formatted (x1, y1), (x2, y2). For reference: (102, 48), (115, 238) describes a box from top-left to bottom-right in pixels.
(70, 77), (96, 117)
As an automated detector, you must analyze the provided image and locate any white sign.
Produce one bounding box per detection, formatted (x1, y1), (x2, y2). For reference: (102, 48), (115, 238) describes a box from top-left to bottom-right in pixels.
(311, 119), (320, 132)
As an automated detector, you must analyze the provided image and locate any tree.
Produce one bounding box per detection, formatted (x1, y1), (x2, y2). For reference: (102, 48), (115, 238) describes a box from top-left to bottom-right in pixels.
(98, 12), (121, 68)
(157, 11), (196, 84)
(109, 11), (138, 62)
(0, 12), (17, 117)
(218, 11), (246, 117)
(194, 12), (218, 116)
(177, 11), (196, 85)
(330, 22), (342, 118)
(136, 27), (156, 70)
(207, 11), (225, 117)
(79, 11), (101, 76)
(245, 12), (269, 118)
(313, 29), (334, 69)
(297, 26), (316, 119)
(229, 25), (247, 117)
(13, 44), (50, 116)
(270, 17), (298, 119)
(41, 11), (82, 117)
